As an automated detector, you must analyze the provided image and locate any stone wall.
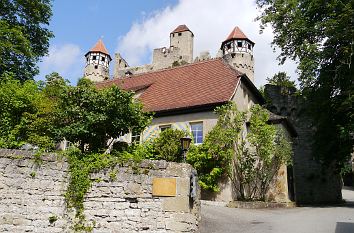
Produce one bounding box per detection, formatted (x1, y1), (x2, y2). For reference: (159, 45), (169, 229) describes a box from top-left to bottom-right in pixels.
(264, 85), (342, 204)
(0, 149), (200, 233)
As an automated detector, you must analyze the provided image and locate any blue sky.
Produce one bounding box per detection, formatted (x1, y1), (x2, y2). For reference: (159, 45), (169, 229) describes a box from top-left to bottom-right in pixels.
(37, 0), (298, 87)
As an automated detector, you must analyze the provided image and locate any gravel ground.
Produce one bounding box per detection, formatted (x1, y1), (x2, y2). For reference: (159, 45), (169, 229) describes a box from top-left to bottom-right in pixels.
(200, 187), (354, 233)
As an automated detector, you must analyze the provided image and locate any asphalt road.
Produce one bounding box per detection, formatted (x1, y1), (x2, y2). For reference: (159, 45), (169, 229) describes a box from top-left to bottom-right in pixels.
(200, 187), (354, 233)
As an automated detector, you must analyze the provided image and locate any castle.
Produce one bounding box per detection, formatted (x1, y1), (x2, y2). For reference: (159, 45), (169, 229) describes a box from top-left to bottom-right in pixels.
(84, 25), (343, 205)
(84, 25), (255, 83)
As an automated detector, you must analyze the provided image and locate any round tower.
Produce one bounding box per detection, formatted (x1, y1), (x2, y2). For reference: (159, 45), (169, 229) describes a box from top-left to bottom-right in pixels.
(221, 26), (255, 82)
(169, 24), (194, 63)
(84, 39), (112, 83)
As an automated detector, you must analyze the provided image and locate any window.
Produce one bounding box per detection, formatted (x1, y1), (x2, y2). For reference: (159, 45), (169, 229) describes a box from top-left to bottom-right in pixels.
(131, 129), (141, 144)
(93, 55), (97, 60)
(190, 122), (203, 144)
(94, 65), (98, 69)
(160, 125), (171, 132)
(101, 57), (105, 62)
(237, 41), (243, 47)
(178, 32), (182, 36)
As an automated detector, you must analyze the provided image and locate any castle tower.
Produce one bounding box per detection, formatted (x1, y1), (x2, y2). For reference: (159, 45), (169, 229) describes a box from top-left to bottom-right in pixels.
(221, 26), (255, 82)
(169, 24), (194, 63)
(84, 39), (112, 83)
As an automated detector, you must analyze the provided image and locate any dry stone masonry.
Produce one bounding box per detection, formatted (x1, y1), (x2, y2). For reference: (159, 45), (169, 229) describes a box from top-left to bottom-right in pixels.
(0, 149), (200, 233)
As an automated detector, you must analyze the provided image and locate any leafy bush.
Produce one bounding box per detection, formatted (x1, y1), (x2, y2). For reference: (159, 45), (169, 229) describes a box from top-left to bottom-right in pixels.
(187, 103), (245, 192)
(151, 128), (187, 162)
(0, 74), (55, 149)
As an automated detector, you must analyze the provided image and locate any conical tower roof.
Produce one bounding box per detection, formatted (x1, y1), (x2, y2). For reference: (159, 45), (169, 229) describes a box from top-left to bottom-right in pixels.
(85, 39), (111, 59)
(222, 26), (254, 45)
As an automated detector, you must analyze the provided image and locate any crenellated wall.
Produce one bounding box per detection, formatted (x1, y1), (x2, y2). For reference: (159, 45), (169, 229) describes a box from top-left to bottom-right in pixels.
(0, 149), (200, 233)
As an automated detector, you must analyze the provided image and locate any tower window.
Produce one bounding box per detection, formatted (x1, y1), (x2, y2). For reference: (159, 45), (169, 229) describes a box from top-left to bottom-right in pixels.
(93, 56), (97, 60)
(94, 65), (98, 69)
(101, 57), (105, 62)
(178, 32), (182, 36)
(248, 44), (252, 50)
(237, 41), (243, 47)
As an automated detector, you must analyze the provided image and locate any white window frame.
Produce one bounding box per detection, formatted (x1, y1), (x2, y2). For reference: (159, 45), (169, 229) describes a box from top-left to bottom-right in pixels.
(190, 122), (203, 144)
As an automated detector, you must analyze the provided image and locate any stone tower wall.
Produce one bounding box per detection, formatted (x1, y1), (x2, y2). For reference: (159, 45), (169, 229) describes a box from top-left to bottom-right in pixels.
(84, 64), (110, 83)
(223, 53), (254, 82)
(169, 31), (193, 63)
(152, 47), (186, 70)
(264, 85), (342, 204)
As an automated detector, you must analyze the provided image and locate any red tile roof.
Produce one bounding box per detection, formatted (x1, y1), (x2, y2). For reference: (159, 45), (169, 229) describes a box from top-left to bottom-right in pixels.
(88, 39), (110, 55)
(171, 25), (192, 34)
(224, 26), (254, 45)
(96, 59), (243, 113)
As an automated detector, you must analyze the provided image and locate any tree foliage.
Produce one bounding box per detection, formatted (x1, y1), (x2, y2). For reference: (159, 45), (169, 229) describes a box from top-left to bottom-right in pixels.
(0, 74), (152, 153)
(266, 72), (296, 89)
(53, 79), (151, 153)
(0, 0), (53, 81)
(0, 74), (54, 149)
(232, 105), (292, 200)
(187, 103), (246, 192)
(256, 0), (354, 170)
(187, 103), (292, 200)
(150, 128), (187, 162)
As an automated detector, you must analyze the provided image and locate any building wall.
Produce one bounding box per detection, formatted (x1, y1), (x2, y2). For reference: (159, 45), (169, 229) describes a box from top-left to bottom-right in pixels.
(141, 111), (218, 143)
(0, 149), (200, 233)
(264, 85), (342, 204)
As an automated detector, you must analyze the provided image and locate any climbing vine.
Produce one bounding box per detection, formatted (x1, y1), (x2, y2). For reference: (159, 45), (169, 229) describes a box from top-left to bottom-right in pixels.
(64, 148), (144, 232)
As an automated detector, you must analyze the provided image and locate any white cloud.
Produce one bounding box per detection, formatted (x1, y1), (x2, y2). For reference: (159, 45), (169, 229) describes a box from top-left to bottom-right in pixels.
(38, 43), (83, 84)
(116, 0), (298, 87)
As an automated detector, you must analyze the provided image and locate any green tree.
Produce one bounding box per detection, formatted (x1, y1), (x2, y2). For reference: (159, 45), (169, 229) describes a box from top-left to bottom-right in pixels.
(0, 0), (53, 81)
(187, 103), (292, 199)
(266, 72), (296, 89)
(151, 128), (187, 162)
(53, 79), (151, 153)
(0, 73), (54, 149)
(256, 0), (354, 170)
(242, 105), (292, 200)
(187, 103), (246, 192)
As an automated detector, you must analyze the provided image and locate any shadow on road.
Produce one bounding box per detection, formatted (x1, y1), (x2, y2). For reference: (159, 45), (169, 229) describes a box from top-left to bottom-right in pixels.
(335, 222), (354, 233)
